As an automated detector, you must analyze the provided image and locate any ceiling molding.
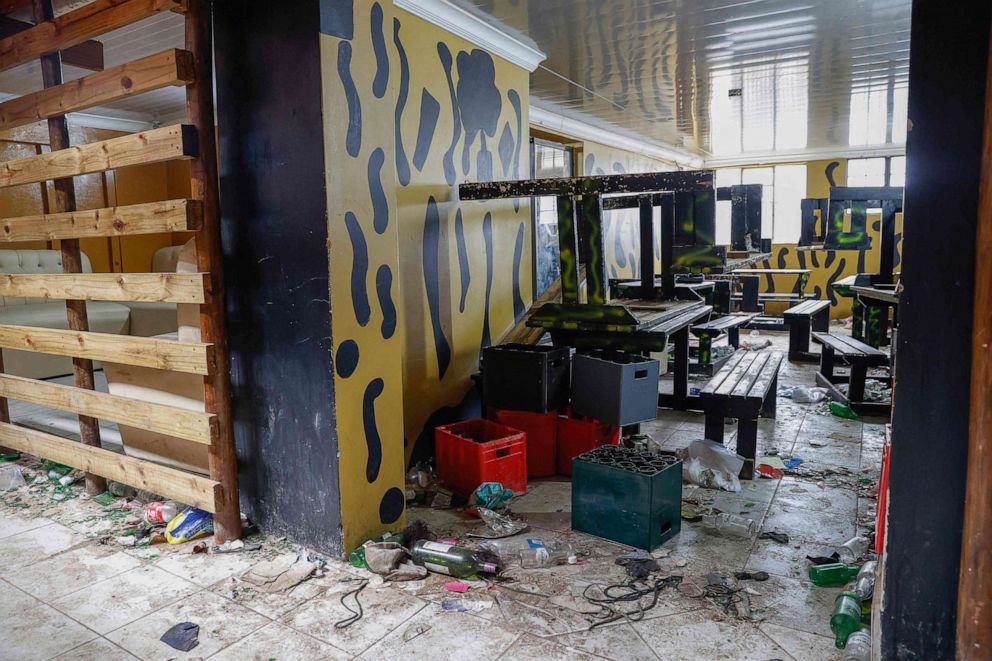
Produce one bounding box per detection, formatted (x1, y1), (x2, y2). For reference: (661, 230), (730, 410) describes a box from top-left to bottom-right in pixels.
(393, 0), (546, 72)
(704, 145), (906, 168)
(529, 105), (705, 169)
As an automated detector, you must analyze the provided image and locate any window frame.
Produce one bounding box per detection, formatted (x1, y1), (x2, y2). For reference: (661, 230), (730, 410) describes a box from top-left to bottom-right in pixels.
(529, 137), (576, 297)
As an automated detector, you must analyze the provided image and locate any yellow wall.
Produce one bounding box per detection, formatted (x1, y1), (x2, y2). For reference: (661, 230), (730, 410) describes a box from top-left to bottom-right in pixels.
(322, 0), (531, 550)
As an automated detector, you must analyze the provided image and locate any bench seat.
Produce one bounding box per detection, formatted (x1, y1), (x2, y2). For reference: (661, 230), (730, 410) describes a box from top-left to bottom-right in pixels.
(784, 299), (831, 362)
(699, 351), (784, 479)
(812, 331), (890, 416)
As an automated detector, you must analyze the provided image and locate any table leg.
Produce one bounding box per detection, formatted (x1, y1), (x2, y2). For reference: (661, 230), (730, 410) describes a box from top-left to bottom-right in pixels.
(819, 346), (835, 381)
(737, 417), (758, 480)
(698, 332), (712, 366)
(728, 326), (740, 349)
(673, 327), (689, 407)
(849, 362), (868, 402)
(704, 413), (725, 443)
(852, 297), (865, 341)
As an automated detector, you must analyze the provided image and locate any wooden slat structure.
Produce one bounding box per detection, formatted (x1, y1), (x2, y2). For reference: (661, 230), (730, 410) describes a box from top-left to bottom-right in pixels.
(0, 0), (241, 541)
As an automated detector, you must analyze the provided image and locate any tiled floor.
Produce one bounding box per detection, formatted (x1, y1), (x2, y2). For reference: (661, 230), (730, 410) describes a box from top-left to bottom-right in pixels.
(0, 332), (882, 660)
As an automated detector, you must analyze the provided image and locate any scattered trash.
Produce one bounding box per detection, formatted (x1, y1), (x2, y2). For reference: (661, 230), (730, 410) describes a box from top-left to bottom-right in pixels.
(683, 439), (744, 492)
(582, 575), (683, 629)
(144, 501), (179, 525)
(334, 578), (369, 629)
(844, 629), (872, 660)
(807, 552), (841, 565)
(410, 540), (498, 578)
(192, 542), (208, 554)
(348, 531), (406, 569)
(829, 402), (859, 420)
(472, 482), (514, 509)
(57, 470), (83, 487)
(783, 457), (803, 469)
(831, 590), (863, 648)
(809, 562), (860, 587)
(0, 452), (19, 463)
(615, 549), (661, 579)
(468, 507), (528, 539)
(740, 338), (772, 351)
(837, 535), (870, 563)
(700, 513), (757, 538)
(758, 531), (790, 544)
(0, 464), (25, 491)
(165, 507), (214, 544)
(115, 535), (137, 547)
(778, 385), (828, 403)
(757, 455), (786, 470)
(520, 541), (577, 568)
(210, 539), (262, 554)
(734, 571), (769, 581)
(242, 553), (320, 593)
(403, 624), (431, 642)
(160, 622), (199, 652)
(441, 593), (493, 612)
(443, 581), (469, 593)
(363, 542), (427, 581)
(755, 464), (784, 479)
(441, 598), (468, 612)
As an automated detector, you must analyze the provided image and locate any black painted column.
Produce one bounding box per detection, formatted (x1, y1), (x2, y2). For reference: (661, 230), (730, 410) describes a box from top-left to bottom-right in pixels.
(882, 2), (990, 658)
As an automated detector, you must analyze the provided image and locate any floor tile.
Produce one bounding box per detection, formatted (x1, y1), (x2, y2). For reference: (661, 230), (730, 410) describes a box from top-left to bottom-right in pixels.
(7, 546), (142, 601)
(360, 602), (518, 660)
(50, 638), (140, 661)
(759, 621), (842, 660)
(762, 504), (857, 546)
(0, 522), (86, 573)
(212, 571), (330, 619)
(0, 512), (54, 537)
(752, 574), (839, 638)
(106, 589), (269, 660)
(552, 621), (660, 661)
(207, 622), (350, 661)
(745, 538), (838, 581)
(633, 609), (790, 660)
(282, 581), (427, 654)
(0, 582), (97, 661)
(51, 566), (200, 635)
(499, 632), (602, 660)
(155, 546), (259, 587)
(773, 477), (858, 516)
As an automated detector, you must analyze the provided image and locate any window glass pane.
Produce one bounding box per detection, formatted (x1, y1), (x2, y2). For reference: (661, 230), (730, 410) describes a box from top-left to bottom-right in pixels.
(889, 156), (906, 187)
(710, 71), (742, 156)
(742, 167), (774, 239)
(714, 168), (742, 246)
(847, 157), (886, 186)
(532, 141), (572, 297)
(849, 91), (869, 146)
(773, 164), (807, 243)
(742, 65), (775, 152)
(891, 86), (908, 144)
(775, 62), (808, 150)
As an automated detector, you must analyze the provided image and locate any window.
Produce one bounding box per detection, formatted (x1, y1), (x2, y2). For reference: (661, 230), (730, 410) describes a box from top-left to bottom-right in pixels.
(716, 164), (807, 244)
(849, 84), (909, 146)
(531, 139), (574, 297)
(847, 156), (905, 187)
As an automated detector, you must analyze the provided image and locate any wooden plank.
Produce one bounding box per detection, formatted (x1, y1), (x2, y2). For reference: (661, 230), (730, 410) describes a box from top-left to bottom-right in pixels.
(715, 351), (759, 397)
(746, 352), (782, 401)
(0, 372), (215, 444)
(0, 124), (196, 189)
(0, 16), (103, 71)
(0, 49), (193, 131)
(0, 272), (207, 303)
(701, 352), (745, 396)
(731, 351), (770, 399)
(0, 421), (219, 510)
(0, 324), (211, 374)
(0, 199), (201, 242)
(0, 0), (180, 73)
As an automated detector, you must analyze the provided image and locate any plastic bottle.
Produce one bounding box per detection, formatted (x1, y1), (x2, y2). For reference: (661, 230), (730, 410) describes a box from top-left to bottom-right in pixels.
(519, 542), (577, 568)
(144, 501), (179, 525)
(842, 628), (871, 659)
(701, 513), (758, 537)
(809, 562), (861, 587)
(837, 536), (870, 563)
(831, 591), (863, 648)
(411, 540), (498, 578)
(852, 560), (877, 600)
(829, 402), (859, 420)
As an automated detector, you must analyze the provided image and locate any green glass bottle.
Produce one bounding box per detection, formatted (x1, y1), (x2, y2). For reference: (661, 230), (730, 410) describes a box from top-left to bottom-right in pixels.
(411, 540), (498, 578)
(831, 591), (863, 648)
(347, 531), (406, 569)
(809, 562), (860, 587)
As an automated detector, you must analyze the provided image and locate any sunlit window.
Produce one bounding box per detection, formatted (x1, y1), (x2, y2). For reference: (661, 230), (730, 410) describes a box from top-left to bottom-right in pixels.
(889, 156), (906, 187)
(715, 168), (742, 245)
(847, 156), (904, 187)
(715, 164), (807, 245)
(849, 84), (907, 146)
(773, 164), (807, 243)
(531, 140), (573, 297)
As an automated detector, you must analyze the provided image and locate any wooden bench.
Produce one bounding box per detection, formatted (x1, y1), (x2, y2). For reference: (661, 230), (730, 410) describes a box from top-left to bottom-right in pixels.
(812, 332), (890, 416)
(699, 351), (784, 479)
(690, 313), (754, 374)
(784, 299), (831, 362)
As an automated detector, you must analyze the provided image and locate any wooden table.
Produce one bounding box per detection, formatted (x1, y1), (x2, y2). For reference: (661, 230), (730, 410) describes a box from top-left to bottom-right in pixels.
(852, 284), (900, 348)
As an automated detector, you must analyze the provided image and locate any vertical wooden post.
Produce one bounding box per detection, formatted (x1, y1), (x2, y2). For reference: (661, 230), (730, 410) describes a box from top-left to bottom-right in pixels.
(556, 194), (579, 304)
(659, 193), (675, 298)
(185, 0), (241, 541)
(579, 193), (606, 305)
(957, 30), (992, 660)
(31, 0), (105, 495)
(638, 195), (655, 299)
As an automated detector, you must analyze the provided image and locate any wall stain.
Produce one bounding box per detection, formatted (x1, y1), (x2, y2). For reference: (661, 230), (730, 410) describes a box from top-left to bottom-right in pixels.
(338, 41), (362, 158)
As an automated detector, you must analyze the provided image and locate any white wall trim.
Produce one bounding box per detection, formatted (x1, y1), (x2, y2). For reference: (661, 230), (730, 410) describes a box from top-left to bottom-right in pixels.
(704, 144), (906, 168)
(529, 105), (704, 169)
(394, 0), (546, 72)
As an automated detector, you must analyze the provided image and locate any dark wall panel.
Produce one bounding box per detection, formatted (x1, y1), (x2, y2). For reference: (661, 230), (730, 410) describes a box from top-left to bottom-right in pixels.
(883, 2), (990, 658)
(214, 0), (342, 554)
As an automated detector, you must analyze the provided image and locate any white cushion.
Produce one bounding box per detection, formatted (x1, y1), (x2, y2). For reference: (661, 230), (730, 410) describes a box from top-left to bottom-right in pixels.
(0, 249), (93, 306)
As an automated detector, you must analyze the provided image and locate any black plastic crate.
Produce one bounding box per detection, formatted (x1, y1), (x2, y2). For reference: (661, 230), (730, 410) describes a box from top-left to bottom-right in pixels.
(571, 446), (682, 550)
(481, 344), (571, 413)
(571, 350), (660, 426)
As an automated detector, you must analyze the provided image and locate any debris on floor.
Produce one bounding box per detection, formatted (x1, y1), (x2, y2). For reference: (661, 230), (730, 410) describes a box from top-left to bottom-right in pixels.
(160, 621), (200, 652)
(241, 552), (321, 593)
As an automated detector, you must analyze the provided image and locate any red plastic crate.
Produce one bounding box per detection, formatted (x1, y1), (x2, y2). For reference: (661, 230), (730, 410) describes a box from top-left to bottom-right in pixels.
(435, 419), (527, 498)
(491, 409), (557, 478)
(556, 413), (620, 476)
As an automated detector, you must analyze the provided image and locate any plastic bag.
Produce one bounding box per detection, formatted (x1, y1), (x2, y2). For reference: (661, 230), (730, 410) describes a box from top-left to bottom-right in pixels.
(0, 464), (25, 491)
(472, 482), (514, 509)
(165, 507), (214, 544)
(684, 457), (741, 492)
(682, 439), (744, 492)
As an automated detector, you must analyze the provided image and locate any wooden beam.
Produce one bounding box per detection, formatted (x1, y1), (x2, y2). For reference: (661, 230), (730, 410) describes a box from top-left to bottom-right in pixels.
(0, 324), (211, 374)
(0, 421), (219, 510)
(0, 49), (192, 131)
(186, 0), (240, 541)
(0, 0), (32, 15)
(0, 372), (215, 444)
(0, 16), (103, 71)
(958, 30), (992, 660)
(0, 124), (196, 189)
(0, 0), (180, 73)
(0, 199), (201, 241)
(0, 272), (207, 303)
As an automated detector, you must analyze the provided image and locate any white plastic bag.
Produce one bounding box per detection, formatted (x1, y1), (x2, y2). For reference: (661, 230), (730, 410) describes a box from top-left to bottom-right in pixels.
(682, 439), (744, 492)
(0, 464), (25, 491)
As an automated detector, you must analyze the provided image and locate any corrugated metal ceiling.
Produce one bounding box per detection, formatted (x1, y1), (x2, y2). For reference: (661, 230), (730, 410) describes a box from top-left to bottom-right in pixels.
(457, 0), (912, 159)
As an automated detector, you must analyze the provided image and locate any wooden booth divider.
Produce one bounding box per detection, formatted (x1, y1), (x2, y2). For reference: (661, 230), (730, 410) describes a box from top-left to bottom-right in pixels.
(0, 0), (240, 540)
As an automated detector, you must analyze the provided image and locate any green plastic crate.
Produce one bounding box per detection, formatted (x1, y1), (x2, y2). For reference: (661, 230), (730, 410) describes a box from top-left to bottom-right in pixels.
(571, 447), (682, 551)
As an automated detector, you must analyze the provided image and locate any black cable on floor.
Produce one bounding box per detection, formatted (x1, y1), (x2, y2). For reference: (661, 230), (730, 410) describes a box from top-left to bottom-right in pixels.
(582, 575), (682, 630)
(334, 578), (369, 629)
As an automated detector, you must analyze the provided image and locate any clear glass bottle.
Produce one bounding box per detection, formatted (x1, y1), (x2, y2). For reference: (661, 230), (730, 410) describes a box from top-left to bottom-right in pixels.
(701, 513), (758, 537)
(842, 629), (871, 660)
(411, 540), (498, 578)
(837, 536), (870, 563)
(519, 542), (577, 568)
